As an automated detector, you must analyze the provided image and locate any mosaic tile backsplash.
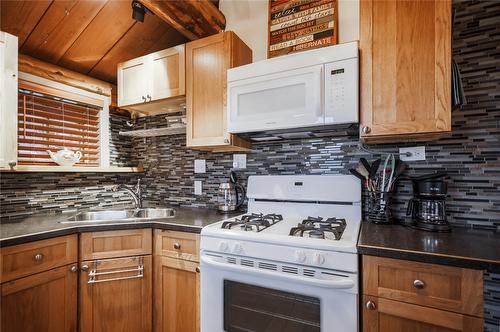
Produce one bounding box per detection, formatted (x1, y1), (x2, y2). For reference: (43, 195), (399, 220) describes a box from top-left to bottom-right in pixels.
(0, 0), (498, 330)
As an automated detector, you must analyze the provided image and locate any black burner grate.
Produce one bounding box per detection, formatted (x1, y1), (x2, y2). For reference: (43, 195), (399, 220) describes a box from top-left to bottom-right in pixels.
(289, 216), (347, 240)
(221, 213), (283, 232)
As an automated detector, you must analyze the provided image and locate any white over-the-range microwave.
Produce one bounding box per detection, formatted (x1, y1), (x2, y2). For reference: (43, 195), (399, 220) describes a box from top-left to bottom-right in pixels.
(227, 41), (359, 134)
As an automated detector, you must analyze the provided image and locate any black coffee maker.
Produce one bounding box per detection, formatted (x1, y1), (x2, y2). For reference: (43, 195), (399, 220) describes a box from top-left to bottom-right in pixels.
(406, 173), (451, 232)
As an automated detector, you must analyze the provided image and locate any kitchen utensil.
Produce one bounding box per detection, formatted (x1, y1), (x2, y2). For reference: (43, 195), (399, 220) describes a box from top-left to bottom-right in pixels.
(349, 169), (366, 182)
(369, 159), (381, 179)
(218, 171), (246, 212)
(385, 154), (396, 192)
(360, 158), (371, 175)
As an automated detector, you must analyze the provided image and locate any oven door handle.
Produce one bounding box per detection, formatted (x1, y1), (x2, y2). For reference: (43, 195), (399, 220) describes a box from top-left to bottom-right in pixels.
(200, 256), (355, 289)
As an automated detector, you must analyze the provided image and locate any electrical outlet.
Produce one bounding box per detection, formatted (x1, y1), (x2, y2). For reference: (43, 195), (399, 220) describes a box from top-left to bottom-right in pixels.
(233, 154), (247, 169)
(194, 159), (206, 173)
(399, 146), (426, 161)
(194, 180), (202, 195)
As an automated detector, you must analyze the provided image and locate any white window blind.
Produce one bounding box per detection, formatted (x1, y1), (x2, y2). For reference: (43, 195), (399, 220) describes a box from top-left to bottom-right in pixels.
(17, 84), (102, 166)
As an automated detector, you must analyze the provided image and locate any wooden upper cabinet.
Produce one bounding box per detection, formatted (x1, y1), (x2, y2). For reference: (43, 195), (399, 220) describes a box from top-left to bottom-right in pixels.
(1, 265), (78, 332)
(117, 45), (185, 115)
(186, 31), (252, 152)
(117, 56), (149, 107)
(359, 0), (452, 142)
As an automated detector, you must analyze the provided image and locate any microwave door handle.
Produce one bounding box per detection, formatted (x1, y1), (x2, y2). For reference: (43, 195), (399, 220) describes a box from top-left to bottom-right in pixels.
(200, 256), (355, 289)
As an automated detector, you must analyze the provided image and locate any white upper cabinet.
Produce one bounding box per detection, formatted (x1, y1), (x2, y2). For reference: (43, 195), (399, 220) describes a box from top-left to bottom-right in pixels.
(117, 45), (185, 115)
(0, 31), (18, 169)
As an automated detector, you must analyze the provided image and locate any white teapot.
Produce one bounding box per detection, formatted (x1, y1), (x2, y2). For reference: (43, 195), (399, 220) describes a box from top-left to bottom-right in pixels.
(47, 148), (82, 166)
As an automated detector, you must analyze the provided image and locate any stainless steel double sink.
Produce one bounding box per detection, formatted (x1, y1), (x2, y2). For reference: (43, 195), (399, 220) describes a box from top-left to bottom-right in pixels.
(61, 208), (175, 224)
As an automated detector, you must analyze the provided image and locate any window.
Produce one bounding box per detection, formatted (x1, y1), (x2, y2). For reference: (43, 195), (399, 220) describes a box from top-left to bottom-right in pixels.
(17, 81), (103, 167)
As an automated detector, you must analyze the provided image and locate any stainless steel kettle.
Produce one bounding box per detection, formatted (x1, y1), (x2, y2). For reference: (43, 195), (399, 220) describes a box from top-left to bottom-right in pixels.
(217, 172), (246, 212)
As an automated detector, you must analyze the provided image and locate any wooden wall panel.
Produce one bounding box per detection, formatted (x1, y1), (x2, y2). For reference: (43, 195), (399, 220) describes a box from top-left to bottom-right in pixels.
(58, 0), (136, 73)
(0, 0), (52, 46)
(89, 17), (186, 83)
(21, 0), (107, 63)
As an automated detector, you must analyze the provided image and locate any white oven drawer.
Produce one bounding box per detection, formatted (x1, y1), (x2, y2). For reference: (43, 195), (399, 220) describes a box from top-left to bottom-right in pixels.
(228, 65), (323, 133)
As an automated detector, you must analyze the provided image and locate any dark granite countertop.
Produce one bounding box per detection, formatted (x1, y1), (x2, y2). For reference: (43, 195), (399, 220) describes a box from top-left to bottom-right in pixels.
(357, 222), (500, 272)
(0, 207), (236, 247)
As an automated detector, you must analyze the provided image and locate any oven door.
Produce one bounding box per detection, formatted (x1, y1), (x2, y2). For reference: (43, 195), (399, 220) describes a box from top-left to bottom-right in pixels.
(200, 253), (358, 332)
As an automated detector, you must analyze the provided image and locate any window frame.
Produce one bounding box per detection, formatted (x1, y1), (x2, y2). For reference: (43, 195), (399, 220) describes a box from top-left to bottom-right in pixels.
(16, 72), (110, 168)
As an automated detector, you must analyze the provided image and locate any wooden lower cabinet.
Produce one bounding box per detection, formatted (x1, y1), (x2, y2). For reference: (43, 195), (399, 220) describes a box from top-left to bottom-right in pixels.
(362, 256), (484, 332)
(154, 255), (200, 332)
(363, 296), (483, 332)
(1, 264), (78, 332)
(79, 255), (152, 332)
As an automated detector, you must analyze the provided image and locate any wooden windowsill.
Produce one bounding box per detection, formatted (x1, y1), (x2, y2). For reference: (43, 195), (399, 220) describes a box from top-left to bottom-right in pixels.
(0, 165), (144, 173)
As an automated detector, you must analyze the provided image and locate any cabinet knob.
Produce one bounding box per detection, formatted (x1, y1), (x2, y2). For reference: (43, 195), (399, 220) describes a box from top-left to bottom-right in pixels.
(70, 265), (78, 273)
(196, 266), (200, 273)
(413, 279), (425, 289)
(362, 126), (371, 134)
(365, 301), (376, 310)
(81, 265), (89, 272)
(173, 243), (181, 250)
(33, 253), (44, 262)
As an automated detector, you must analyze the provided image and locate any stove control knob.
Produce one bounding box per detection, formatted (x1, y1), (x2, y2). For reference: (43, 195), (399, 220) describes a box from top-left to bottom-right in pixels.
(295, 250), (307, 263)
(233, 243), (243, 254)
(313, 252), (325, 265)
(219, 241), (229, 252)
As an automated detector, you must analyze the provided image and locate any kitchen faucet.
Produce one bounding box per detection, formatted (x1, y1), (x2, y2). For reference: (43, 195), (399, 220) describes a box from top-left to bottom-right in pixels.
(112, 178), (143, 209)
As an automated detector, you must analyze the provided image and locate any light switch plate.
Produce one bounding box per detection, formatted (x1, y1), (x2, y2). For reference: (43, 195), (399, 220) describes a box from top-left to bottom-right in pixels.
(399, 146), (426, 161)
(233, 154), (247, 169)
(194, 159), (206, 173)
(194, 180), (202, 195)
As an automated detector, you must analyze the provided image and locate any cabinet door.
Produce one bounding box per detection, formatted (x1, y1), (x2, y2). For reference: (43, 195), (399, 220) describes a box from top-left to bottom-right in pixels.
(117, 56), (148, 107)
(363, 296), (483, 332)
(186, 32), (252, 150)
(149, 45), (185, 101)
(0, 31), (18, 169)
(80, 255), (152, 332)
(1, 264), (78, 332)
(154, 256), (200, 332)
(359, 0), (452, 141)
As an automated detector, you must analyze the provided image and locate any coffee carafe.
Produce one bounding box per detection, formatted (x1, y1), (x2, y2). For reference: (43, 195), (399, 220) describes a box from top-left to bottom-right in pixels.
(217, 171), (246, 212)
(406, 173), (450, 232)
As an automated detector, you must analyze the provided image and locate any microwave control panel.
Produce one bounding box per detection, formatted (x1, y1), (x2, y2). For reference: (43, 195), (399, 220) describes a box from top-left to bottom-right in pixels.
(324, 58), (359, 124)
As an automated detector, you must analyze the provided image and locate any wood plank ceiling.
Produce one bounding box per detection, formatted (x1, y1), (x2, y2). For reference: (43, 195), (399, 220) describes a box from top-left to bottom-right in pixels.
(0, 0), (190, 84)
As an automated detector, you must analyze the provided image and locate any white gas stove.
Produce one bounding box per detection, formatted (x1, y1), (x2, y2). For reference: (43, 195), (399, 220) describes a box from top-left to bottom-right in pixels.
(200, 175), (361, 332)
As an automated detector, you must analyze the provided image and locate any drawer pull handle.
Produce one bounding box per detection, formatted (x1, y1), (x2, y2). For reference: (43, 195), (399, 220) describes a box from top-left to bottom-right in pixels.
(365, 301), (376, 310)
(81, 265), (89, 272)
(33, 253), (44, 262)
(70, 265), (78, 273)
(196, 266), (200, 273)
(413, 279), (425, 289)
(173, 243), (181, 250)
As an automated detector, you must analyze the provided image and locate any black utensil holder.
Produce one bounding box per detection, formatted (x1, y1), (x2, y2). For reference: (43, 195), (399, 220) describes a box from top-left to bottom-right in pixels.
(366, 191), (393, 224)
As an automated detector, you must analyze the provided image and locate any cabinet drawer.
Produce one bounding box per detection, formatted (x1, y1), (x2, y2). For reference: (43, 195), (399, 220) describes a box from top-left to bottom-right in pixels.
(363, 256), (483, 317)
(363, 295), (483, 332)
(1, 235), (77, 283)
(80, 229), (152, 260)
(154, 229), (199, 262)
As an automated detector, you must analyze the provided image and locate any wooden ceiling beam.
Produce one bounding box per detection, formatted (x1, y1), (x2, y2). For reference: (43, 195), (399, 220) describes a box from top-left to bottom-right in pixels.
(19, 54), (113, 97)
(138, 0), (226, 40)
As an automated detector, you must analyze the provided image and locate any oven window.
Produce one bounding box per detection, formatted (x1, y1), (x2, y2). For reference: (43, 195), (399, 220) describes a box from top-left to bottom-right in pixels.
(224, 280), (320, 332)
